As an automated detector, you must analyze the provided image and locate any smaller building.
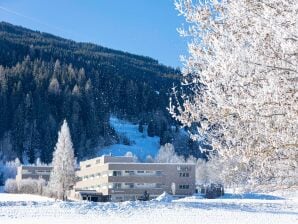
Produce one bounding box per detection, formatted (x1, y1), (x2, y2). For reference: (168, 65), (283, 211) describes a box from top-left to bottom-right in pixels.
(16, 165), (53, 182)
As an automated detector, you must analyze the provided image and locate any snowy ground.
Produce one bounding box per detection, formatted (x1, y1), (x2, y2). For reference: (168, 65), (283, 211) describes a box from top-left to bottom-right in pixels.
(98, 117), (160, 161)
(0, 190), (297, 224)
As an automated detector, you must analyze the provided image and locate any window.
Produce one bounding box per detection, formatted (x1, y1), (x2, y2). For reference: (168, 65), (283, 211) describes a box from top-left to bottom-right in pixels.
(156, 183), (163, 188)
(113, 183), (121, 189)
(96, 159), (101, 164)
(22, 170), (32, 174)
(36, 170), (50, 174)
(177, 166), (191, 171)
(156, 171), (162, 176)
(179, 172), (190, 177)
(115, 196), (123, 201)
(125, 170), (134, 176)
(137, 170), (144, 174)
(113, 171), (122, 176)
(179, 185), (190, 189)
(86, 164), (91, 168)
(135, 183), (145, 188)
(125, 183), (134, 188)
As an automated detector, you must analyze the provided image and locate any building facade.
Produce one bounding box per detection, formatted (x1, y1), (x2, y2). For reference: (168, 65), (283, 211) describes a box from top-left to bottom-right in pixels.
(72, 155), (196, 202)
(16, 165), (53, 182)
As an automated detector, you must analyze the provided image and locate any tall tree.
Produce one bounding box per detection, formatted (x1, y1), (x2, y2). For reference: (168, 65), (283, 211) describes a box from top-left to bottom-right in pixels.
(48, 120), (76, 200)
(171, 0), (298, 190)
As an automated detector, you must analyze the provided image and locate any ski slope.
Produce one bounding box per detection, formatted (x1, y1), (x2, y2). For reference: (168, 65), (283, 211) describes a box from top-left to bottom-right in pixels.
(0, 190), (297, 224)
(98, 117), (160, 161)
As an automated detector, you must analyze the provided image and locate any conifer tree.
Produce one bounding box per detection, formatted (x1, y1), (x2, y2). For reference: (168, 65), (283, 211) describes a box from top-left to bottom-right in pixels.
(48, 120), (76, 200)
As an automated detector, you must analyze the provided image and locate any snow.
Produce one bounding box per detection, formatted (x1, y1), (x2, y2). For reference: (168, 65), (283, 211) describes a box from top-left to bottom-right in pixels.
(154, 192), (173, 202)
(98, 117), (160, 161)
(0, 190), (297, 224)
(0, 193), (54, 202)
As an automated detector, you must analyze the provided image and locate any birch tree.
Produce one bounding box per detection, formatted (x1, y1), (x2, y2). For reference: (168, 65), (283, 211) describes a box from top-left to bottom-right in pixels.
(170, 0), (298, 190)
(48, 120), (76, 199)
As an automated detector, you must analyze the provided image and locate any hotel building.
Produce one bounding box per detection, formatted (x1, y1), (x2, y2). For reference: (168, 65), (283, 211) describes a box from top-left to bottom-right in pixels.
(71, 155), (196, 202)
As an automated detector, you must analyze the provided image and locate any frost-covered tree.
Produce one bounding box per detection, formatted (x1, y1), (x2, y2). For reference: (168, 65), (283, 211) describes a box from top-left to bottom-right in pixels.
(48, 77), (61, 95)
(155, 143), (185, 163)
(195, 158), (221, 185)
(171, 0), (298, 190)
(0, 158), (21, 184)
(47, 120), (76, 200)
(4, 179), (18, 193)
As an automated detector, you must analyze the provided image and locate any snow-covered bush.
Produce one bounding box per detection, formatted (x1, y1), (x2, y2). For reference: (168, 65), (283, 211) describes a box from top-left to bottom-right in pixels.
(155, 143), (185, 163)
(18, 179), (38, 194)
(18, 179), (46, 195)
(4, 179), (18, 193)
(4, 178), (46, 194)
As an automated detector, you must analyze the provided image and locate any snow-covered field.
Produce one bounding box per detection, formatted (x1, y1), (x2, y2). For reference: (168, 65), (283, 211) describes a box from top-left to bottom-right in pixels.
(0, 190), (297, 224)
(98, 117), (160, 160)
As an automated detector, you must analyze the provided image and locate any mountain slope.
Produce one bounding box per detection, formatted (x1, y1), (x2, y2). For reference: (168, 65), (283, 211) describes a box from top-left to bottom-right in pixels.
(98, 117), (160, 161)
(0, 22), (180, 163)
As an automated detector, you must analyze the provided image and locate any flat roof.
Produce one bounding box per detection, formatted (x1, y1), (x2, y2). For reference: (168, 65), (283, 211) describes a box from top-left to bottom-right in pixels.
(20, 165), (53, 168)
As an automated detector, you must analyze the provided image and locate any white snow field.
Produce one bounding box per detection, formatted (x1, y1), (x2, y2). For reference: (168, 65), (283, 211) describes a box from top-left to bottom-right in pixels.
(0, 190), (297, 224)
(98, 116), (160, 161)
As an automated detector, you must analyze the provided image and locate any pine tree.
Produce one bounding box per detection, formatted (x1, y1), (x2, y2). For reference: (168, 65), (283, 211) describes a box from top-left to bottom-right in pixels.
(48, 120), (76, 200)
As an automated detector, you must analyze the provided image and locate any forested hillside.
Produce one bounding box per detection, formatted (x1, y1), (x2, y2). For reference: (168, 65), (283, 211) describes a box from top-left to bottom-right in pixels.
(0, 22), (181, 163)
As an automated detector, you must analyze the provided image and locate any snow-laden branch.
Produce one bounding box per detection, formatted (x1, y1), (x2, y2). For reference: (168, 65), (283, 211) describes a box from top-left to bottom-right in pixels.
(171, 0), (298, 190)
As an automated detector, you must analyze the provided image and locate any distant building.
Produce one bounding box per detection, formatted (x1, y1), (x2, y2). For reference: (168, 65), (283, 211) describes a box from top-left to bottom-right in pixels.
(16, 165), (53, 182)
(69, 155), (196, 202)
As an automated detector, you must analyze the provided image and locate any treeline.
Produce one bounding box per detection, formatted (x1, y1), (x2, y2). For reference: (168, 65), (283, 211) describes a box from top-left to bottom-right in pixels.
(0, 22), (181, 163)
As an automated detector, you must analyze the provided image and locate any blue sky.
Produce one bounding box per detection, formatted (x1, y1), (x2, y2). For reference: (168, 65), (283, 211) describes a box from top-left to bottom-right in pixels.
(0, 0), (188, 67)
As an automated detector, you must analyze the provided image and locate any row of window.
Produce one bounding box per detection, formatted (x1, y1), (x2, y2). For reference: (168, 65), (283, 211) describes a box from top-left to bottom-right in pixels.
(84, 164), (192, 171)
(113, 182), (163, 189)
(22, 170), (51, 175)
(80, 170), (163, 180)
(83, 184), (190, 191)
(81, 182), (164, 190)
(82, 172), (101, 180)
(114, 170), (162, 176)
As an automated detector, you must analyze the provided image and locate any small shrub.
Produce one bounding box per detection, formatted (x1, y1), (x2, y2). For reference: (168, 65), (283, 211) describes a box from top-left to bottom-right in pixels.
(4, 179), (18, 193)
